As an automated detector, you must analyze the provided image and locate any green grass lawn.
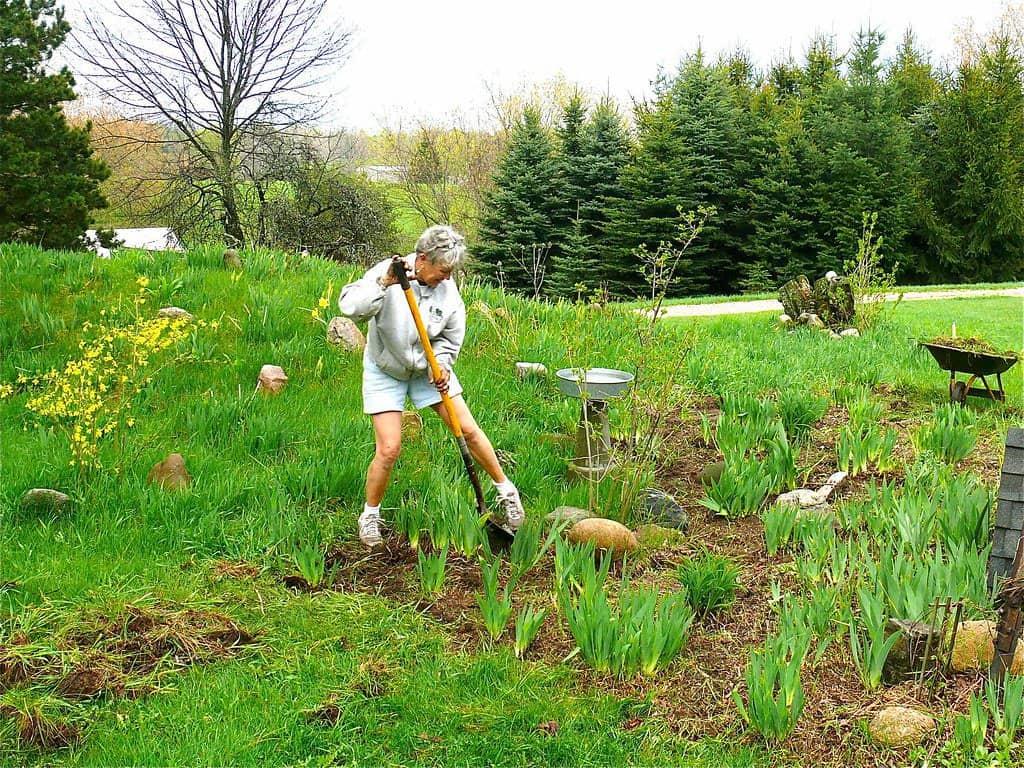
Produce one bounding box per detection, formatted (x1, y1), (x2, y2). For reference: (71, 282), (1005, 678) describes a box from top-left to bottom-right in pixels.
(2, 243), (1022, 767)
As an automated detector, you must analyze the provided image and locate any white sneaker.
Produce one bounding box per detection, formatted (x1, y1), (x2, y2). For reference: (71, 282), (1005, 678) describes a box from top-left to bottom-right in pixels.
(358, 511), (383, 547)
(494, 487), (525, 531)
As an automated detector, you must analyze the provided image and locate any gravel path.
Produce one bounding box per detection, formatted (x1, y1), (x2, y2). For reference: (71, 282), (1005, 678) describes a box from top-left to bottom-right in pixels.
(659, 287), (1024, 318)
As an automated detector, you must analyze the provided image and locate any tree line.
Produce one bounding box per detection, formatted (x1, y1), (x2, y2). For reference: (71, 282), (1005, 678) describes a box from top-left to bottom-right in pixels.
(476, 26), (1024, 298)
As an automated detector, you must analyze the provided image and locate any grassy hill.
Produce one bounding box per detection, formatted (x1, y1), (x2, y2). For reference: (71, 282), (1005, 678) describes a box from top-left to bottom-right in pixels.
(1, 243), (1021, 766)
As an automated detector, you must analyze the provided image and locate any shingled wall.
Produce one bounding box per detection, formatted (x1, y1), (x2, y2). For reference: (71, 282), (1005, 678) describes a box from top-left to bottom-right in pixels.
(990, 427), (1024, 589)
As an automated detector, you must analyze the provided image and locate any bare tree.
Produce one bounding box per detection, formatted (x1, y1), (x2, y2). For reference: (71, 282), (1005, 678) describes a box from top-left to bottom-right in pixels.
(72, 0), (351, 245)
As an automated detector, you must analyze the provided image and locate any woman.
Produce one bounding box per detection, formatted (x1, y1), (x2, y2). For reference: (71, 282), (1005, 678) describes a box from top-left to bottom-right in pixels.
(339, 225), (524, 547)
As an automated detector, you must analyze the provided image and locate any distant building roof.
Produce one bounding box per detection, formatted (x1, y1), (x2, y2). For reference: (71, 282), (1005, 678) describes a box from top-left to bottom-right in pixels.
(85, 227), (184, 253)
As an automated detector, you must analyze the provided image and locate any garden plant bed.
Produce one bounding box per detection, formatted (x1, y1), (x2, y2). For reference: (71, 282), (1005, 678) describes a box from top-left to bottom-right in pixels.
(3, 245), (1022, 767)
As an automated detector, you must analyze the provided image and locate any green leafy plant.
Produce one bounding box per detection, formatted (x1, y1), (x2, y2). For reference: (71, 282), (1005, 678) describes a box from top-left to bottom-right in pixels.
(513, 604), (547, 659)
(477, 559), (514, 640)
(777, 389), (828, 444)
(416, 549), (447, 597)
(988, 674), (1024, 752)
(699, 461), (774, 518)
(733, 628), (809, 742)
(914, 403), (977, 464)
(509, 515), (566, 581)
(554, 537), (599, 596)
(763, 502), (800, 556)
(676, 552), (739, 616)
(848, 587), (899, 691)
(292, 539), (326, 588)
(954, 691), (990, 760)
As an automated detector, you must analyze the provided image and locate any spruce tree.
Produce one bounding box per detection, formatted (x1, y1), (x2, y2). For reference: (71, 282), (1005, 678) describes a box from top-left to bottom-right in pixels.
(475, 107), (560, 293)
(0, 0), (109, 248)
(547, 98), (632, 297)
(917, 33), (1024, 281)
(607, 53), (756, 296)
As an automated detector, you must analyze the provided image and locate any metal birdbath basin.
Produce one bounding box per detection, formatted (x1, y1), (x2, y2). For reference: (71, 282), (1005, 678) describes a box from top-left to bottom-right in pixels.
(556, 368), (635, 481)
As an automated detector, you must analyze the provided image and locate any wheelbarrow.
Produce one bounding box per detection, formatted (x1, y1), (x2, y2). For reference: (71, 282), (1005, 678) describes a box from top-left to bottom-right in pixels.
(920, 341), (1019, 404)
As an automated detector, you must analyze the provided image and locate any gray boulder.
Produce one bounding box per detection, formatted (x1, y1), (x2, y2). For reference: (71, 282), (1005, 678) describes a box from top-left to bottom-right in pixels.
(546, 506), (590, 527)
(638, 488), (688, 531)
(21, 488), (73, 513)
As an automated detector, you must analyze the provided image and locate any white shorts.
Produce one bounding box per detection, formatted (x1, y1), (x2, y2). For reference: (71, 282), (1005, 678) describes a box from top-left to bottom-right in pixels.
(362, 356), (463, 414)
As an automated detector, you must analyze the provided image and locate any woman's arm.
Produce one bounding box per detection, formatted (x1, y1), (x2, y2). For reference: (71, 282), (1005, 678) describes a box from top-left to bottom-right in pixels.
(338, 261), (390, 323)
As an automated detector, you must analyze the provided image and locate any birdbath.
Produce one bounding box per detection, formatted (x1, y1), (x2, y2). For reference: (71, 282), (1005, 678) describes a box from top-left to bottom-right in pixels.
(555, 368), (635, 481)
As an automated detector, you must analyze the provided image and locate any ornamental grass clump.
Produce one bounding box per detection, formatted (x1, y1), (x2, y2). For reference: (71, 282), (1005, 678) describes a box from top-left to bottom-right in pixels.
(291, 539), (326, 588)
(848, 587), (900, 691)
(508, 515), (565, 581)
(477, 560), (514, 640)
(675, 552), (739, 616)
(11, 278), (198, 477)
(763, 502), (800, 556)
(733, 627), (810, 742)
(913, 403), (977, 464)
(559, 554), (693, 677)
(416, 549), (447, 597)
(513, 604), (546, 658)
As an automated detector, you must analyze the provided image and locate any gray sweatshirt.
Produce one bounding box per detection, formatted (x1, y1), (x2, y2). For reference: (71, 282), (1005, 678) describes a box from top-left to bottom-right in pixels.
(338, 254), (466, 381)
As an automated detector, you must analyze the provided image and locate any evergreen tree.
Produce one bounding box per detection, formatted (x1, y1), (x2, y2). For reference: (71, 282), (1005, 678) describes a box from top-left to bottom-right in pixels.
(475, 107), (561, 293)
(917, 33), (1024, 281)
(547, 98), (632, 296)
(546, 93), (588, 296)
(0, 0), (109, 248)
(607, 53), (757, 296)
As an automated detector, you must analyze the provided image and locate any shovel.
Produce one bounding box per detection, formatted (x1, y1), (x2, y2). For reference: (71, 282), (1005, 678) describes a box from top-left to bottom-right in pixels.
(390, 257), (516, 548)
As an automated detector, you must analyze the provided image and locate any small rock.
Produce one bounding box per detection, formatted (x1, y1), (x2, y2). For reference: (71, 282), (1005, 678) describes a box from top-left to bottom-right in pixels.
(546, 506), (590, 527)
(147, 453), (191, 491)
(222, 248), (242, 269)
(326, 317), (365, 352)
(401, 411), (423, 441)
(157, 307), (193, 321)
(883, 619), (940, 685)
(257, 365), (288, 394)
(778, 314), (793, 327)
(840, 328), (860, 338)
(825, 471), (848, 489)
(797, 312), (811, 323)
(869, 706), (935, 748)
(699, 461), (726, 487)
(829, 330), (842, 339)
(950, 620), (1024, 674)
(515, 362), (548, 379)
(638, 488), (688, 531)
(775, 488), (828, 508)
(567, 518), (638, 560)
(634, 524), (686, 550)
(20, 488), (72, 513)
(805, 314), (825, 330)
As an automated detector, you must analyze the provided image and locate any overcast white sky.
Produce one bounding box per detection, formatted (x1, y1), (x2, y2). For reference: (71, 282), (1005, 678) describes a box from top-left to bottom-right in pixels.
(64, 0), (1014, 132)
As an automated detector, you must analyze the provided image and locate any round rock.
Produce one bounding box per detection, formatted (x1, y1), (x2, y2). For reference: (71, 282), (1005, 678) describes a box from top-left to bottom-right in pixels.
(951, 620), (1024, 674)
(567, 518), (638, 560)
(21, 488), (73, 513)
(327, 317), (365, 352)
(868, 706), (935, 748)
(147, 453), (192, 491)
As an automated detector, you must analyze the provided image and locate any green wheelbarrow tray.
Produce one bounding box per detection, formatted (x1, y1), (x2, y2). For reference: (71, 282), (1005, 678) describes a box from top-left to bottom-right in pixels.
(920, 342), (1019, 404)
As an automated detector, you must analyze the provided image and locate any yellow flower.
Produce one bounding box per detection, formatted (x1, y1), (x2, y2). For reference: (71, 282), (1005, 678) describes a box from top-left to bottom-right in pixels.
(318, 297), (329, 309)
(136, 276), (150, 288)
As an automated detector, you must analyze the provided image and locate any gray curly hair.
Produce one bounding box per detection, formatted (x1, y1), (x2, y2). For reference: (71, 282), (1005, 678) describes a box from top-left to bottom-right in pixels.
(415, 225), (466, 270)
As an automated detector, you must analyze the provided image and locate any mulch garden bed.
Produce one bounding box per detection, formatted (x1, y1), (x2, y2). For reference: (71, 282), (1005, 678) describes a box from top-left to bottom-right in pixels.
(298, 390), (1009, 766)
